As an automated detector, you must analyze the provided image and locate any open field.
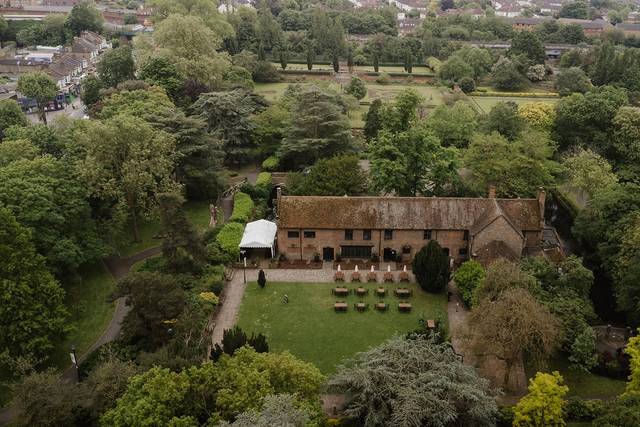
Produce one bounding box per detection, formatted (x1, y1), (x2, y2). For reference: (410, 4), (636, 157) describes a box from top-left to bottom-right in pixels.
(237, 281), (447, 373)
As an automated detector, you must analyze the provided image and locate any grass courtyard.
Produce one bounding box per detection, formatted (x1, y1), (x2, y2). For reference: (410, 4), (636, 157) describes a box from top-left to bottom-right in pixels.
(237, 281), (448, 373)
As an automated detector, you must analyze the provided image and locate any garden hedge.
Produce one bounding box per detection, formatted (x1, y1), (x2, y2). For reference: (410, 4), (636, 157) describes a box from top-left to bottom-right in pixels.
(279, 69), (333, 75)
(229, 192), (254, 223)
(216, 222), (244, 259)
(261, 155), (279, 171)
(470, 91), (560, 98)
(256, 172), (272, 188)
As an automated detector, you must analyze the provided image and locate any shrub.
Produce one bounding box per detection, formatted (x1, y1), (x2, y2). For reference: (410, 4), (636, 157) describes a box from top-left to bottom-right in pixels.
(229, 192), (254, 223)
(215, 222), (244, 259)
(426, 57), (442, 73)
(413, 240), (450, 293)
(565, 398), (604, 421)
(453, 260), (485, 307)
(375, 73), (391, 85)
(459, 77), (476, 93)
(496, 405), (515, 427)
(256, 172), (272, 188)
(261, 155), (279, 171)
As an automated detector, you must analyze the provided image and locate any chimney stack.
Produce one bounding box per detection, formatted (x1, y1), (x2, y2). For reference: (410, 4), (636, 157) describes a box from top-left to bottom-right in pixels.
(537, 187), (546, 228)
(487, 184), (496, 199)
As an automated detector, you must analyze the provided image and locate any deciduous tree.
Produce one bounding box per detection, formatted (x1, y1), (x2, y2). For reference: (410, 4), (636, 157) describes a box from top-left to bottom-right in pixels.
(17, 72), (58, 124)
(484, 101), (526, 141)
(66, 1), (103, 35)
(427, 101), (478, 148)
(513, 371), (569, 427)
(454, 259), (485, 307)
(290, 154), (367, 196)
(0, 99), (27, 134)
(97, 46), (135, 88)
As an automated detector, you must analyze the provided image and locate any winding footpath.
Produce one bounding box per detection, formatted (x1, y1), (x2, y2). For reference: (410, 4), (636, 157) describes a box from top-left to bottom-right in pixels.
(0, 246), (161, 426)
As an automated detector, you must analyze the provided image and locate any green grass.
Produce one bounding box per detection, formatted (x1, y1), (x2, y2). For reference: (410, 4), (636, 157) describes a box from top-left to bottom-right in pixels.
(527, 356), (626, 399)
(48, 262), (117, 369)
(117, 201), (212, 256)
(237, 281), (447, 373)
(470, 96), (558, 113)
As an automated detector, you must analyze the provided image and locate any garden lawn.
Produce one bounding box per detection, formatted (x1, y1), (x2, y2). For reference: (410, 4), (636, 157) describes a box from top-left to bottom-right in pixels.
(117, 201), (211, 256)
(237, 281), (447, 373)
(526, 356), (626, 399)
(48, 262), (117, 370)
(469, 96), (558, 114)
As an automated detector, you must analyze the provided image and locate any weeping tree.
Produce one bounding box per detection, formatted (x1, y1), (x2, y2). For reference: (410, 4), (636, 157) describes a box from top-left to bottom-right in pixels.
(412, 240), (450, 293)
(328, 335), (498, 426)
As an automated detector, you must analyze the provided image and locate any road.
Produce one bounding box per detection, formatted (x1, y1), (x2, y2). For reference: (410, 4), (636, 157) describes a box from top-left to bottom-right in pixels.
(26, 98), (86, 124)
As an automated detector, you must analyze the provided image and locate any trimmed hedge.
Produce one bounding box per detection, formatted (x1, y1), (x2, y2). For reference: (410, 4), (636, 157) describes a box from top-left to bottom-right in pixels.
(215, 222), (244, 259)
(229, 192), (254, 223)
(279, 69), (333, 75)
(470, 91), (560, 98)
(261, 155), (279, 171)
(256, 172), (272, 188)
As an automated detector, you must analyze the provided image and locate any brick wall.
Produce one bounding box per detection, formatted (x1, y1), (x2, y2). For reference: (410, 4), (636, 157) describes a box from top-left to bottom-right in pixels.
(277, 227), (470, 263)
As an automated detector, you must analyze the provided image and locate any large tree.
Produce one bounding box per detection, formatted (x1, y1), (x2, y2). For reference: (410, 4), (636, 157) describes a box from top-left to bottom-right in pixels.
(0, 99), (27, 134)
(563, 148), (618, 199)
(510, 30), (546, 64)
(75, 115), (179, 242)
(66, 0), (103, 35)
(363, 98), (383, 141)
(219, 394), (310, 427)
(17, 72), (58, 124)
(289, 154), (367, 196)
(96, 46), (135, 88)
(427, 101), (478, 148)
(466, 287), (560, 390)
(370, 124), (459, 196)
(454, 259), (485, 307)
(513, 371), (569, 427)
(0, 207), (67, 361)
(328, 335), (498, 426)
(278, 85), (352, 169)
(192, 89), (266, 166)
(0, 156), (102, 274)
(484, 101), (526, 141)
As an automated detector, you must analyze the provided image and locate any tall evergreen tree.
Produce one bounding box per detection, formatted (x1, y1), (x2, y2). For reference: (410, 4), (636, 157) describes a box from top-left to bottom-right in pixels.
(412, 240), (450, 293)
(364, 98), (383, 141)
(158, 192), (207, 274)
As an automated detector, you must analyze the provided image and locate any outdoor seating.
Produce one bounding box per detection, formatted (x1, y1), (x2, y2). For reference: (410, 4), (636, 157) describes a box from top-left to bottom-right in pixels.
(367, 271), (377, 282)
(333, 287), (349, 297)
(356, 287), (368, 296)
(351, 271), (361, 282)
(334, 271), (344, 282)
(376, 287), (387, 297)
(375, 302), (387, 311)
(399, 271), (410, 283)
(398, 302), (412, 312)
(334, 301), (348, 312)
(394, 288), (412, 298)
(383, 271), (394, 283)
(355, 302), (369, 312)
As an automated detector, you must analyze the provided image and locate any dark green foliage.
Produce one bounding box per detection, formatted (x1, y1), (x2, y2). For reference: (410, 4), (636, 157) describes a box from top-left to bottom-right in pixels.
(593, 393), (640, 427)
(115, 272), (187, 351)
(229, 192), (254, 223)
(138, 56), (184, 100)
(158, 192), (207, 274)
(0, 207), (68, 361)
(96, 46), (135, 89)
(458, 76), (475, 93)
(288, 154), (367, 196)
(193, 89), (267, 165)
(555, 67), (592, 96)
(210, 326), (269, 361)
(278, 85), (352, 169)
(345, 76), (366, 100)
(453, 260), (485, 307)
(4, 123), (63, 157)
(258, 269), (266, 288)
(566, 398), (605, 422)
(373, 52), (379, 72)
(509, 30), (546, 64)
(364, 98), (383, 141)
(80, 74), (103, 108)
(123, 13), (138, 25)
(484, 101), (525, 141)
(66, 1), (103, 35)
(0, 99), (27, 134)
(559, 1), (589, 19)
(490, 56), (527, 91)
(412, 240), (450, 293)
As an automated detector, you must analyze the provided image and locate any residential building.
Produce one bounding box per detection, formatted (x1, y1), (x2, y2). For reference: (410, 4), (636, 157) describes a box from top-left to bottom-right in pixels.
(617, 22), (640, 37)
(511, 16), (554, 30)
(558, 18), (613, 36)
(388, 0), (426, 12)
(275, 189), (549, 266)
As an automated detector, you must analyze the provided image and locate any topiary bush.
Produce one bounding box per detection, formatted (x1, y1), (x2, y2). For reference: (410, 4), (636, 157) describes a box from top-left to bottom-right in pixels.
(261, 156), (279, 171)
(459, 77), (476, 94)
(229, 192), (254, 223)
(215, 222), (244, 259)
(256, 172), (272, 189)
(412, 240), (450, 293)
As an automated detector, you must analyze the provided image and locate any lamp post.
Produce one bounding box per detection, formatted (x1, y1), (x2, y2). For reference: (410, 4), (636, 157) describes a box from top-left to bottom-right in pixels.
(240, 249), (247, 284)
(70, 345), (80, 383)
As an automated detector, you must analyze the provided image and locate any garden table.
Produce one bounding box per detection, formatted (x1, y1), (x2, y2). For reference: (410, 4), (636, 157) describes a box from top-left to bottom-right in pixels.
(333, 287), (349, 296)
(334, 302), (348, 312)
(398, 302), (412, 312)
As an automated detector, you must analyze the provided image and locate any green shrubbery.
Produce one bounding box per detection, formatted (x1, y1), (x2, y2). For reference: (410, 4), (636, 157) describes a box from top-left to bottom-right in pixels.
(256, 172), (272, 188)
(470, 91), (560, 98)
(215, 222), (244, 259)
(565, 398), (604, 422)
(261, 156), (279, 171)
(229, 192), (254, 223)
(453, 260), (485, 307)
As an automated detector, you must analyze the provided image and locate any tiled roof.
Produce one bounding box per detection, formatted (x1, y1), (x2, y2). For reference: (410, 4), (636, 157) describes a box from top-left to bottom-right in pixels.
(277, 196), (542, 231)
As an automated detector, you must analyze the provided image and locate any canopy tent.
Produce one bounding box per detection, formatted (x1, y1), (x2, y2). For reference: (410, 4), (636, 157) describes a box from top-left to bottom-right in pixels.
(239, 219), (277, 258)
